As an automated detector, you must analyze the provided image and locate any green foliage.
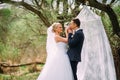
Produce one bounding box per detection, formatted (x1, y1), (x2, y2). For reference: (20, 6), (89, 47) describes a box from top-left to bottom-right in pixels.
(101, 5), (120, 54)
(0, 42), (20, 62)
(114, 5), (120, 16)
(113, 5), (120, 25)
(41, 7), (58, 23)
(46, 0), (53, 5)
(0, 8), (11, 17)
(0, 8), (12, 44)
(0, 6), (47, 64)
(0, 73), (39, 80)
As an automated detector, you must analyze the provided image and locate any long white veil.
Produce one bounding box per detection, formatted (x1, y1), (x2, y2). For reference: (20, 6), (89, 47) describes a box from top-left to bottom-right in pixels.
(46, 24), (57, 62)
(76, 6), (116, 80)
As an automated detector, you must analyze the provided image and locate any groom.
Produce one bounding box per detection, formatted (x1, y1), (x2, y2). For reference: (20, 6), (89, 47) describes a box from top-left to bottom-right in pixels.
(67, 18), (84, 80)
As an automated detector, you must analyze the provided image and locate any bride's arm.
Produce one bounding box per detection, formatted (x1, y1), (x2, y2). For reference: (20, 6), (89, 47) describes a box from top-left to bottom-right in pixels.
(65, 27), (68, 38)
(55, 35), (68, 43)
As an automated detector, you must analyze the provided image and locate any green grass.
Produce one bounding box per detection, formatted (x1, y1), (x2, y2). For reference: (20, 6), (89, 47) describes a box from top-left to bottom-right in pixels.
(0, 64), (44, 80)
(0, 72), (39, 80)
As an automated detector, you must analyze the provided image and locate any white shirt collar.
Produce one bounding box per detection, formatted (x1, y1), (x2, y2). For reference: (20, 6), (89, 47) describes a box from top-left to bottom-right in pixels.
(75, 28), (80, 32)
(73, 28), (80, 35)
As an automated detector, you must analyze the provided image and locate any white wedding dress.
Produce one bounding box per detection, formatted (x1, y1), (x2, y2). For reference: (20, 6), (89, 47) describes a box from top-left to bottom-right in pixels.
(37, 25), (74, 80)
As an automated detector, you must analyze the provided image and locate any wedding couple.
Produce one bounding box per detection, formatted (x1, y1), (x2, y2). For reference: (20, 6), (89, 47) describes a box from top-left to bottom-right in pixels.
(37, 18), (84, 80)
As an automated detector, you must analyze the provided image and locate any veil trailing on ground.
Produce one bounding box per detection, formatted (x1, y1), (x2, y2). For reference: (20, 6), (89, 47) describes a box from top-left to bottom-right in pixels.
(76, 6), (116, 80)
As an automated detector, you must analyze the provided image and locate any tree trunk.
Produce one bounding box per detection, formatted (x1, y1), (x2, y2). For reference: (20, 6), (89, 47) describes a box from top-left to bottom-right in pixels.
(88, 0), (120, 37)
(21, 2), (51, 27)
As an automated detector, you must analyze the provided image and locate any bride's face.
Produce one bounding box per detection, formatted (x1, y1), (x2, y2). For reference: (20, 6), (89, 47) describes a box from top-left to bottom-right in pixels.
(55, 24), (63, 33)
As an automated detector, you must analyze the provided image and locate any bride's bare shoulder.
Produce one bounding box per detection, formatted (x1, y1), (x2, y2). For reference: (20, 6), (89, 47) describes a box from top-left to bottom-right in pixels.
(55, 35), (60, 42)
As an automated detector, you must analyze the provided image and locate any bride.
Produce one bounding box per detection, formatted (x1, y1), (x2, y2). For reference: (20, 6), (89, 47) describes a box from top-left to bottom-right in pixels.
(37, 23), (74, 80)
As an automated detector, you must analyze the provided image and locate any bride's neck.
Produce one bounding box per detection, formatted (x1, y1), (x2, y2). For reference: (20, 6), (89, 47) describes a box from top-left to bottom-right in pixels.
(55, 32), (60, 35)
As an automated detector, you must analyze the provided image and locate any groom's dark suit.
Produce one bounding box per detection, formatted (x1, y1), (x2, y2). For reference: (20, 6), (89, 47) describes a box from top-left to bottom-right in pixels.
(67, 29), (84, 80)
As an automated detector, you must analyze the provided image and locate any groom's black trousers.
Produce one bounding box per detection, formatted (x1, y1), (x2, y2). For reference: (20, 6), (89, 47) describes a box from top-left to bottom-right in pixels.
(70, 61), (78, 80)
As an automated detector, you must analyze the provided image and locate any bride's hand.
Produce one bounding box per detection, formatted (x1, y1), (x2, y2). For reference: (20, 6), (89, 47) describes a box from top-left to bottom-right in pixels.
(67, 28), (73, 33)
(65, 27), (70, 38)
(65, 27), (68, 34)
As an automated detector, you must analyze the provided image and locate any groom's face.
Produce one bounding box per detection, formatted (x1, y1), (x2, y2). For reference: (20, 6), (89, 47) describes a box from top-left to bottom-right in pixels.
(69, 21), (76, 30)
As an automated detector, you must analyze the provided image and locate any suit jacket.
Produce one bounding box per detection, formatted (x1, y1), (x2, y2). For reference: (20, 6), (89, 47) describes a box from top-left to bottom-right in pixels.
(67, 29), (84, 62)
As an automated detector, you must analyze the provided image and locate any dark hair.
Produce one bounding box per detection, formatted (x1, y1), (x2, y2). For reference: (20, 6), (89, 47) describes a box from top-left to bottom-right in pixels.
(72, 18), (80, 27)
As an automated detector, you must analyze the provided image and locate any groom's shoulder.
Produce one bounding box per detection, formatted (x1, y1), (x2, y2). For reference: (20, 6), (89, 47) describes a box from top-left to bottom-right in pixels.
(76, 29), (84, 37)
(76, 29), (83, 34)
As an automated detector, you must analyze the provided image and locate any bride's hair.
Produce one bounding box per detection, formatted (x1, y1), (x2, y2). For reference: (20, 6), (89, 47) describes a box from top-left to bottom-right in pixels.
(52, 22), (61, 32)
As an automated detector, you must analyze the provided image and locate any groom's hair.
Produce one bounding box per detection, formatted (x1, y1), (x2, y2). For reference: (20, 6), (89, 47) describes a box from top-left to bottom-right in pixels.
(72, 18), (80, 28)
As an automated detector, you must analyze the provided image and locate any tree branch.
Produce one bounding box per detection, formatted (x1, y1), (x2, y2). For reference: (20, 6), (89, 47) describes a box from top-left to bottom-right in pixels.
(1, 0), (51, 27)
(0, 62), (44, 67)
(34, 0), (41, 9)
(77, 0), (120, 37)
(21, 2), (50, 27)
(88, 0), (120, 37)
